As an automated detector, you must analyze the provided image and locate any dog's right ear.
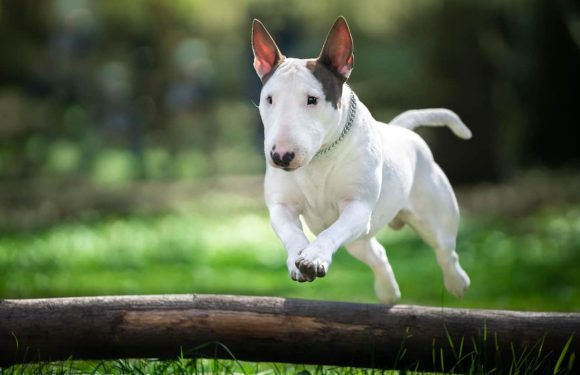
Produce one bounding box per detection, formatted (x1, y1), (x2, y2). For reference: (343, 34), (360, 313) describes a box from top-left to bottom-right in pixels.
(252, 19), (284, 81)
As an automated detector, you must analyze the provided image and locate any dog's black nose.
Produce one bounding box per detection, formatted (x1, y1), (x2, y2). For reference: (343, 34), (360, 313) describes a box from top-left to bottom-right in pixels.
(270, 151), (295, 167)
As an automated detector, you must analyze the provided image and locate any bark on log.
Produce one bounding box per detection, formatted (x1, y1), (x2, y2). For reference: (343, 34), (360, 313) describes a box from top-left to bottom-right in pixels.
(0, 294), (578, 372)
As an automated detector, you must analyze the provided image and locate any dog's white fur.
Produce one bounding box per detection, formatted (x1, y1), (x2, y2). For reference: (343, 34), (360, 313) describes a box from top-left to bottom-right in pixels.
(252, 17), (470, 303)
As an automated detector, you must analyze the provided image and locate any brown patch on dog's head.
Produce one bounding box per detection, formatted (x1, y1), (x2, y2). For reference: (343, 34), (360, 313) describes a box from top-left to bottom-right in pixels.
(306, 60), (345, 109)
(261, 60), (283, 85)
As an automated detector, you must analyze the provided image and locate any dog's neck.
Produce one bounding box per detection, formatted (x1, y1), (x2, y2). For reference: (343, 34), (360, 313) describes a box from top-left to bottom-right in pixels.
(316, 85), (358, 158)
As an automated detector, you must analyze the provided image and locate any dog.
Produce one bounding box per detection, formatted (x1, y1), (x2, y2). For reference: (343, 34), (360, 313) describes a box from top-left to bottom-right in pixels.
(251, 16), (471, 304)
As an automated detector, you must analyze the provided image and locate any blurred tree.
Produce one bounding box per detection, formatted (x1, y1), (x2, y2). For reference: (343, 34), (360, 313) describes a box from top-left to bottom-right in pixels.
(0, 0), (578, 184)
(0, 0), (52, 179)
(416, 0), (499, 183)
(526, 0), (580, 167)
(407, 0), (580, 183)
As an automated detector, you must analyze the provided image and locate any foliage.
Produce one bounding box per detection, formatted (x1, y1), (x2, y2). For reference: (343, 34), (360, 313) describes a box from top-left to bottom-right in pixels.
(1, 195), (579, 311)
(1, 180), (578, 373)
(1, 0), (579, 182)
(1, 339), (576, 374)
(2, 359), (389, 375)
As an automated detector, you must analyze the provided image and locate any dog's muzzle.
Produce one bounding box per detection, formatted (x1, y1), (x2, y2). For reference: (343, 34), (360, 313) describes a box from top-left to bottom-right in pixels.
(270, 150), (295, 167)
(269, 144), (300, 171)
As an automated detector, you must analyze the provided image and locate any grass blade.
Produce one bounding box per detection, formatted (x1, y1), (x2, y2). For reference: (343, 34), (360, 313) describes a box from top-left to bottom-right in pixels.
(553, 334), (574, 375)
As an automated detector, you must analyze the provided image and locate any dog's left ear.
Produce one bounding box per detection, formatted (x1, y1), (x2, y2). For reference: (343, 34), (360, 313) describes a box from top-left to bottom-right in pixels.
(318, 16), (354, 80)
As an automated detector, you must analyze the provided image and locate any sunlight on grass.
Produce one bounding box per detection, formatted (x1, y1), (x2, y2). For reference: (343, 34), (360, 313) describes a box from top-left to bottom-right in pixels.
(1, 358), (406, 375)
(0, 201), (579, 375)
(0, 205), (579, 311)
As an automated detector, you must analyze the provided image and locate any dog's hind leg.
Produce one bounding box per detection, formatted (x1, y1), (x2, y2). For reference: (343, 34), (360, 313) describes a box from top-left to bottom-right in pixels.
(402, 167), (470, 298)
(346, 238), (401, 304)
(402, 207), (470, 298)
(388, 213), (405, 230)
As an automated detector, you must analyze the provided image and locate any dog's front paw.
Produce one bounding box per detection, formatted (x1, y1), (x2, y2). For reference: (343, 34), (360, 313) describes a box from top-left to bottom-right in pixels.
(287, 258), (314, 283)
(288, 262), (315, 283)
(295, 245), (331, 280)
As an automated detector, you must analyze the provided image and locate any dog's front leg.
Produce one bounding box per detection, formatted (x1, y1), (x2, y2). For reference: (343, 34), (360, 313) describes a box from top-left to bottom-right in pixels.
(268, 203), (314, 282)
(295, 200), (373, 279)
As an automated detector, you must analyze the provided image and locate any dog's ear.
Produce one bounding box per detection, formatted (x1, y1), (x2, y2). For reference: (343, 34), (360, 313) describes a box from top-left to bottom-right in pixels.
(318, 16), (354, 80)
(252, 19), (284, 81)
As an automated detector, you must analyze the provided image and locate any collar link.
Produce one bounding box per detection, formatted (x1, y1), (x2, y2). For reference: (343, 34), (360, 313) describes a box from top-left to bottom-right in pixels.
(315, 91), (358, 157)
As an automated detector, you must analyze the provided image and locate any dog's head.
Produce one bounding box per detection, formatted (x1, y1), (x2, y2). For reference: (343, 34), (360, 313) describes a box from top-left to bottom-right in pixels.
(252, 17), (354, 171)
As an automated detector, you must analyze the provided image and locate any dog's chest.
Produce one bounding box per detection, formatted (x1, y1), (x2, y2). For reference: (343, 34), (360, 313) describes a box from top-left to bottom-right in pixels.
(294, 164), (347, 233)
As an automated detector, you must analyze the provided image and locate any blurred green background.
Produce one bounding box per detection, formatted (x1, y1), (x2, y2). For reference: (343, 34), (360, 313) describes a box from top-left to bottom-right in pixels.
(0, 0), (579, 312)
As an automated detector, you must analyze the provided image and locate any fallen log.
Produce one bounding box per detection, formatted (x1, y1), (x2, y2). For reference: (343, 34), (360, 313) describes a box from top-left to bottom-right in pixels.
(0, 294), (577, 372)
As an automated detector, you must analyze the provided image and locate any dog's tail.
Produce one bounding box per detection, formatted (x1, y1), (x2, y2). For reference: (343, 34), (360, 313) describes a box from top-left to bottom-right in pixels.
(389, 109), (472, 139)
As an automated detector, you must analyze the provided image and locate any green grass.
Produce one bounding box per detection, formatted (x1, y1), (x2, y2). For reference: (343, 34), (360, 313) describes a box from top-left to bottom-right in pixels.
(0, 358), (400, 375)
(1, 194), (579, 374)
(2, 343), (576, 375)
(1, 205), (579, 311)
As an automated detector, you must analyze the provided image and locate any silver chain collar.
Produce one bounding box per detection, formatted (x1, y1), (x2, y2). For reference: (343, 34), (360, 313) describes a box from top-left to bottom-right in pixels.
(315, 91), (358, 157)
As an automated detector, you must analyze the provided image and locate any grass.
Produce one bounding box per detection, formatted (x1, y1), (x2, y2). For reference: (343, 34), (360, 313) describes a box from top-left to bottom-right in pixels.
(0, 184), (579, 373)
(0, 358), (395, 375)
(1, 204), (579, 311)
(1, 343), (576, 375)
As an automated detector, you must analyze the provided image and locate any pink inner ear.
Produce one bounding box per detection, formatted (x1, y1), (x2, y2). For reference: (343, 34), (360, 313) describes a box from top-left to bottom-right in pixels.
(252, 21), (282, 78)
(320, 19), (354, 78)
(253, 57), (273, 78)
(329, 45), (353, 77)
(336, 54), (353, 76)
(336, 65), (351, 77)
(346, 54), (354, 65)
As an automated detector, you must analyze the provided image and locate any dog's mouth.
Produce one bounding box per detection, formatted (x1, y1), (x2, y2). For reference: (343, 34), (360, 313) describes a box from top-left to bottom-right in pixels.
(282, 166), (298, 172)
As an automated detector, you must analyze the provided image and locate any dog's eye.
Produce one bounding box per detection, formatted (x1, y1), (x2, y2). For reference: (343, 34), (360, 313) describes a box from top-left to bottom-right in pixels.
(266, 96), (273, 105)
(307, 96), (318, 106)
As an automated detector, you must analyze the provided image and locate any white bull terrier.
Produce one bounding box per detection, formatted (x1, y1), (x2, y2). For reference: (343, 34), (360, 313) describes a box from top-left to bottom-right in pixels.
(252, 16), (471, 304)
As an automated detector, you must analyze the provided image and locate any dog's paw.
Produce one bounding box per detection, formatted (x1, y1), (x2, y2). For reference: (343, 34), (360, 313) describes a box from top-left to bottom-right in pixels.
(287, 259), (315, 283)
(375, 280), (401, 305)
(295, 258), (327, 279)
(295, 245), (331, 280)
(290, 270), (314, 282)
(444, 267), (471, 299)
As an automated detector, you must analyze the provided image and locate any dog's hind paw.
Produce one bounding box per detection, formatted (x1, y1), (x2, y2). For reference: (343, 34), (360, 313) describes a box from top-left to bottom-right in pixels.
(375, 280), (401, 305)
(444, 267), (471, 299)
